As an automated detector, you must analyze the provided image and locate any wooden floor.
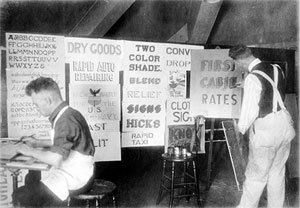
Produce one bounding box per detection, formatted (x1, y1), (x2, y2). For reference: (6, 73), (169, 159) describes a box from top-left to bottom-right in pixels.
(91, 145), (299, 208)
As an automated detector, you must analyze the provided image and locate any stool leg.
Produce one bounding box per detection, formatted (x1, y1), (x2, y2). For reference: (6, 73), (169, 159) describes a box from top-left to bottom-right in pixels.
(184, 162), (190, 202)
(96, 198), (100, 208)
(86, 199), (90, 208)
(169, 161), (175, 208)
(112, 194), (117, 207)
(192, 160), (201, 207)
(67, 197), (71, 207)
(156, 159), (166, 205)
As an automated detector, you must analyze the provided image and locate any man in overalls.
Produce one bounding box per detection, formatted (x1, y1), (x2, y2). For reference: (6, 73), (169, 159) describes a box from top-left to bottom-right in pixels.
(228, 46), (295, 208)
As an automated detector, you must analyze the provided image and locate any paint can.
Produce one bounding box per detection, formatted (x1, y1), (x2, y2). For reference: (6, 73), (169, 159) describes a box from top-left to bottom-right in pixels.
(174, 146), (180, 156)
(181, 147), (187, 157)
(167, 147), (174, 156)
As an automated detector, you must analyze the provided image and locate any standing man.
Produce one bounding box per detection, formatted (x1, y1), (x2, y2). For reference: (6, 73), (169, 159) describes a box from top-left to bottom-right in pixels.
(228, 46), (295, 208)
(12, 77), (95, 207)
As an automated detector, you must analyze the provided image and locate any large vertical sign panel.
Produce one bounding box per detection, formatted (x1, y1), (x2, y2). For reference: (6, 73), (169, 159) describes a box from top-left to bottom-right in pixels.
(5, 33), (65, 139)
(190, 49), (242, 118)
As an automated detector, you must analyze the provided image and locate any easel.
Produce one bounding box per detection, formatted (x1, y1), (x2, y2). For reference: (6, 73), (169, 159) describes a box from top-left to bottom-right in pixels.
(194, 117), (246, 191)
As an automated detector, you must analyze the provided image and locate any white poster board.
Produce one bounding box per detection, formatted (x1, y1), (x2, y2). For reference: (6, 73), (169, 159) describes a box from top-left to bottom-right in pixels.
(190, 49), (243, 118)
(65, 37), (123, 84)
(164, 44), (204, 98)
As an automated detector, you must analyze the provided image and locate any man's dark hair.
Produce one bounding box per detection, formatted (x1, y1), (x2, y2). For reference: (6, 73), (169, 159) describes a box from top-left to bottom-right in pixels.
(229, 45), (253, 60)
(25, 77), (61, 96)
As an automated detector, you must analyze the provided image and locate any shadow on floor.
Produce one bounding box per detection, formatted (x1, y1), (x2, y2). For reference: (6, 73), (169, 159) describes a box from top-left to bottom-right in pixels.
(93, 146), (299, 208)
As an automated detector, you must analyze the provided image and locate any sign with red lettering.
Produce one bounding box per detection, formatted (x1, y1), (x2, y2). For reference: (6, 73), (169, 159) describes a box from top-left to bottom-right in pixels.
(190, 49), (243, 118)
(65, 37), (122, 84)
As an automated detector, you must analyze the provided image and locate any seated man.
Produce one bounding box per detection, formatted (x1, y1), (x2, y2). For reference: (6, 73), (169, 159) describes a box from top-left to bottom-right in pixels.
(12, 77), (95, 207)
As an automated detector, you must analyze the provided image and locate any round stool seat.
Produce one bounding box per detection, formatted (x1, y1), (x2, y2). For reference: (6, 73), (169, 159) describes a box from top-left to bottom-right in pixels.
(72, 179), (116, 200)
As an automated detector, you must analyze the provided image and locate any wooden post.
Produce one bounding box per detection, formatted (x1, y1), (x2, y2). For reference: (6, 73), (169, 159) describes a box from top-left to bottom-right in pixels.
(206, 118), (215, 190)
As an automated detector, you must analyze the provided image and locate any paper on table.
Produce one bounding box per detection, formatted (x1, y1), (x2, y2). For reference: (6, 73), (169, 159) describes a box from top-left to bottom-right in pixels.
(5, 161), (49, 170)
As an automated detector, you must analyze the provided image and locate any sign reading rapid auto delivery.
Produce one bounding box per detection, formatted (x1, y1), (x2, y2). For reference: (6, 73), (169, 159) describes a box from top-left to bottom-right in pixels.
(190, 49), (243, 118)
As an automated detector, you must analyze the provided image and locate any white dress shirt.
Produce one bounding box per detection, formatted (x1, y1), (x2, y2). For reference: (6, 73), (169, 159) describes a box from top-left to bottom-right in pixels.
(238, 58), (262, 134)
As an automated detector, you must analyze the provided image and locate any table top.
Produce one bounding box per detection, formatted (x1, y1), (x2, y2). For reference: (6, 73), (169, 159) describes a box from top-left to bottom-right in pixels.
(162, 153), (195, 162)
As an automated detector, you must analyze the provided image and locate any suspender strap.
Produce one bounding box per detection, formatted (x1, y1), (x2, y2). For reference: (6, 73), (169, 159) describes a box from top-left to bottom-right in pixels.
(251, 65), (286, 112)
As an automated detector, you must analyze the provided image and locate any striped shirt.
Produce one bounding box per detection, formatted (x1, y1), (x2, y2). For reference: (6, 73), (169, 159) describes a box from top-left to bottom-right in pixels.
(238, 58), (262, 134)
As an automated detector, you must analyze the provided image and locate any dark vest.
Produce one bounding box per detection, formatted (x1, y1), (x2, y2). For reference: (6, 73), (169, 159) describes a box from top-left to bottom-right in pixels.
(251, 62), (286, 118)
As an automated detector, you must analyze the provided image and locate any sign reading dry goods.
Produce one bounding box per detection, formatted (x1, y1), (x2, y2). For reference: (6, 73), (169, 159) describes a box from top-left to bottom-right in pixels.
(65, 37), (122, 84)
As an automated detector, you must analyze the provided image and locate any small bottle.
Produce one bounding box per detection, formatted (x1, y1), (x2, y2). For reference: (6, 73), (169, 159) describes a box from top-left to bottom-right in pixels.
(174, 146), (180, 157)
(167, 147), (174, 156)
(181, 147), (187, 157)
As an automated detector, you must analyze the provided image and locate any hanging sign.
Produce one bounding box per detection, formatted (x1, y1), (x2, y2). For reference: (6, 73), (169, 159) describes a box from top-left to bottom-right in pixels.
(6, 68), (66, 100)
(164, 44), (203, 98)
(7, 99), (51, 139)
(92, 131), (121, 161)
(190, 49), (243, 118)
(65, 37), (122, 84)
(166, 99), (194, 125)
(69, 84), (120, 122)
(6, 33), (65, 70)
(122, 130), (164, 147)
(122, 40), (167, 88)
(122, 100), (166, 132)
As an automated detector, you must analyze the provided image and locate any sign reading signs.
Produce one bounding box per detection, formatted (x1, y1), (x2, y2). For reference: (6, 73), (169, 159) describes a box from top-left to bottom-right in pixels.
(122, 101), (165, 132)
(190, 49), (243, 118)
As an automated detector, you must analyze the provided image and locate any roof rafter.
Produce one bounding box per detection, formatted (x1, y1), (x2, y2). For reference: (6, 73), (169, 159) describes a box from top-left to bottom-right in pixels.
(69, 0), (135, 37)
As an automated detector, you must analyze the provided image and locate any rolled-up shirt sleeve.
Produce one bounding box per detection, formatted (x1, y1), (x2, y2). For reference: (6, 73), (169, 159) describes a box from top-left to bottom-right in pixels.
(238, 74), (262, 134)
(50, 120), (76, 160)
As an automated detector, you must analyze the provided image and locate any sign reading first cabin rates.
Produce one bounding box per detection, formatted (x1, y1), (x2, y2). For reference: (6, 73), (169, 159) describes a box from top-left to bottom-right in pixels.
(190, 49), (243, 119)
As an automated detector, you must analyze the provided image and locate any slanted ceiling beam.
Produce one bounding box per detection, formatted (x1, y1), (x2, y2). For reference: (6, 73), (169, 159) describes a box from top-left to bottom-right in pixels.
(188, 0), (223, 45)
(168, 24), (188, 43)
(69, 0), (135, 37)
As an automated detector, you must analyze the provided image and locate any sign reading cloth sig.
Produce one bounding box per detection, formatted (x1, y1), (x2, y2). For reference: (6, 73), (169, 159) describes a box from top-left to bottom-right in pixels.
(190, 49), (243, 118)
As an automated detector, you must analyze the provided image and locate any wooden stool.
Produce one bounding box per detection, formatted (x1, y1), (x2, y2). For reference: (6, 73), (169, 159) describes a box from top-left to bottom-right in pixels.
(68, 179), (117, 207)
(156, 153), (201, 208)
